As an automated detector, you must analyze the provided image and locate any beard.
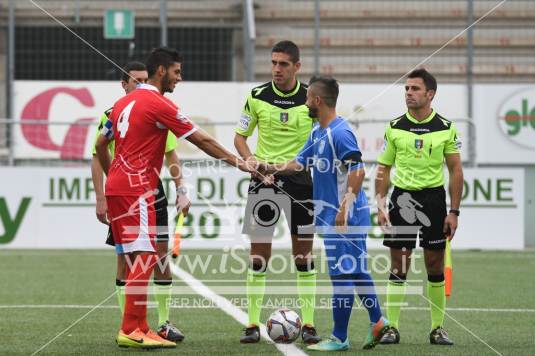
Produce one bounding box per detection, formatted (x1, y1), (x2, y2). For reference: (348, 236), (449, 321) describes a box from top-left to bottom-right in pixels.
(308, 105), (319, 119)
(162, 73), (174, 93)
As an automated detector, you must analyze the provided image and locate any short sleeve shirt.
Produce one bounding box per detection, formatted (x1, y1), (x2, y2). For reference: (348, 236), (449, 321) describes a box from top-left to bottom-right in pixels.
(377, 110), (461, 190)
(104, 84), (196, 196)
(297, 117), (369, 228)
(235, 81), (313, 163)
(92, 109), (177, 157)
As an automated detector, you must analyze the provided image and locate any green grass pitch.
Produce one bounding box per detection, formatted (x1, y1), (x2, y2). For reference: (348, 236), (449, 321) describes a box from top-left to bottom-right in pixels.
(1, 249), (534, 355)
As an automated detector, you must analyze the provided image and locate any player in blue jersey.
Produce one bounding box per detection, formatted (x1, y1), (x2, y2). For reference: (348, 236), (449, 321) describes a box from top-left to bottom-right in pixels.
(264, 76), (389, 351)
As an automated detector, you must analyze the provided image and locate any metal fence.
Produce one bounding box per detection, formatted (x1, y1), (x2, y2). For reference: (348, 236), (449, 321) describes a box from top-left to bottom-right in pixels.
(1, 0), (533, 166)
(0, 117), (476, 168)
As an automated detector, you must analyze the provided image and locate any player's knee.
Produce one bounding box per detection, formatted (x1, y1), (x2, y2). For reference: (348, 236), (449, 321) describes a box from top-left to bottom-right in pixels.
(250, 252), (270, 270)
(154, 279), (172, 285)
(389, 271), (407, 283)
(424, 258), (444, 275)
(427, 273), (445, 283)
(250, 261), (267, 273)
(295, 261), (315, 272)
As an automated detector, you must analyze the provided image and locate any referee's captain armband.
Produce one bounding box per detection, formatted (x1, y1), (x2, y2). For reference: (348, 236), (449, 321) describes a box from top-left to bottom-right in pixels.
(100, 119), (114, 140)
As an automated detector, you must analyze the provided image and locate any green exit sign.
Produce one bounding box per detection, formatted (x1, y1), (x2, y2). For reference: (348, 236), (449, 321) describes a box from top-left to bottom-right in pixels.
(104, 10), (135, 39)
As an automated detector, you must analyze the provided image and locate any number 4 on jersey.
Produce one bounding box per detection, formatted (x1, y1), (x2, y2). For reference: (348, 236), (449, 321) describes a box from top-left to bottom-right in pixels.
(117, 100), (136, 138)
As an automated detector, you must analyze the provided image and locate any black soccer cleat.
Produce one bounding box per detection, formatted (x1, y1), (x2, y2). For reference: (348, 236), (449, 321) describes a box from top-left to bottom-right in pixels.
(380, 326), (400, 344)
(429, 327), (454, 345)
(240, 325), (260, 344)
(302, 325), (321, 345)
(157, 320), (185, 342)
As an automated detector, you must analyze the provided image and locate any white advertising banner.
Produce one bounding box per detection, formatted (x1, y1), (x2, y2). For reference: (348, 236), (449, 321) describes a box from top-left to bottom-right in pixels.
(474, 85), (535, 164)
(0, 167), (524, 250)
(14, 81), (468, 162)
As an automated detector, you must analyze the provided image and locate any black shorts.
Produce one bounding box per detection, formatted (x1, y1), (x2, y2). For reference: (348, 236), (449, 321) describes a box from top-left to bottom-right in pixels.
(383, 186), (447, 250)
(242, 170), (314, 237)
(105, 179), (169, 246)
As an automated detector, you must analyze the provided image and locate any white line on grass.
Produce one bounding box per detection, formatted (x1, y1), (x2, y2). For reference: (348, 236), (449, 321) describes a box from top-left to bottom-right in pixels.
(29, 293), (117, 356)
(169, 263), (308, 356)
(3, 305), (535, 313)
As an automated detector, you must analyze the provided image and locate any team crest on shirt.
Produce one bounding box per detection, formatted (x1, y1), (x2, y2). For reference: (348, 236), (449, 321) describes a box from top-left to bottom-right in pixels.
(318, 140), (326, 154)
(280, 112), (289, 123)
(414, 139), (424, 150)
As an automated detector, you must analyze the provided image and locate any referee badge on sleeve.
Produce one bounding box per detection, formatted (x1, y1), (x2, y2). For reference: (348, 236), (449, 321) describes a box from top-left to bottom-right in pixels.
(239, 114), (251, 130)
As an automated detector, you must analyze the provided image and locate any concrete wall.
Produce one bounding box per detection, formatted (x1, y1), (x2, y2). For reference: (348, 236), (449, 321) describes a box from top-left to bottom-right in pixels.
(0, 27), (6, 118)
(525, 167), (535, 248)
(0, 27), (7, 151)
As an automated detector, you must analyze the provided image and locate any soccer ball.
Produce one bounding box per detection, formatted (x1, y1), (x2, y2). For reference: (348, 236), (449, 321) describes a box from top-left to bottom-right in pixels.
(266, 309), (302, 344)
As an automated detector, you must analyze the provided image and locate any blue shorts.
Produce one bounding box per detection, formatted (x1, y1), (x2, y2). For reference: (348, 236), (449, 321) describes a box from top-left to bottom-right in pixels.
(323, 234), (368, 276)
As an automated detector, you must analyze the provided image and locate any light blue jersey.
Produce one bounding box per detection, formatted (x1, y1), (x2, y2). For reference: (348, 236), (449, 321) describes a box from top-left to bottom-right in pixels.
(296, 117), (370, 276)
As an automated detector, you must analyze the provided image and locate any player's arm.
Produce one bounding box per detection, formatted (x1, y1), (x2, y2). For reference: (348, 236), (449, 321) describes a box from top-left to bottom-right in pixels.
(91, 113), (112, 224)
(165, 149), (183, 188)
(91, 156), (108, 225)
(332, 128), (366, 230)
(90, 115), (109, 224)
(165, 149), (190, 217)
(235, 95), (260, 172)
(95, 117), (114, 175)
(95, 134), (113, 175)
(265, 159), (305, 176)
(336, 165), (366, 229)
(264, 127), (315, 176)
(234, 134), (254, 160)
(444, 153), (463, 239)
(375, 164), (392, 228)
(375, 125), (396, 228)
(234, 133), (260, 175)
(443, 124), (463, 239)
(186, 130), (250, 172)
(159, 103), (252, 173)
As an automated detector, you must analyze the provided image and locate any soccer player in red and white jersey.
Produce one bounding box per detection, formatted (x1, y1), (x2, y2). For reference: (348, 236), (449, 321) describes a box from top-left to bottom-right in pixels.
(91, 61), (185, 343)
(95, 47), (251, 349)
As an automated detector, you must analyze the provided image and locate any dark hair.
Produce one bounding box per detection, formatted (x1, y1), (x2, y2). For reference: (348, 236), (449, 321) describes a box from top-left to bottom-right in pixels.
(146, 47), (183, 78)
(308, 75), (339, 108)
(407, 68), (437, 92)
(121, 61), (147, 82)
(271, 40), (300, 63)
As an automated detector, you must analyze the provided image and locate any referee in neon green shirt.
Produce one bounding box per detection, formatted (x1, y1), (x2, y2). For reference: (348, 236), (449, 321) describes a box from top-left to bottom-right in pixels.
(234, 41), (320, 344)
(375, 69), (463, 346)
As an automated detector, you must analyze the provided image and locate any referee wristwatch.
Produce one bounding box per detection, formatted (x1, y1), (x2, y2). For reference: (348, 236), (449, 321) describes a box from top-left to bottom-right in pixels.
(449, 209), (460, 216)
(176, 186), (188, 196)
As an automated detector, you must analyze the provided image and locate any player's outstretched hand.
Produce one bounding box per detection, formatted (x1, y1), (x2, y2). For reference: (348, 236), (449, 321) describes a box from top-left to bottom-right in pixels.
(335, 210), (349, 233)
(443, 214), (457, 241)
(261, 174), (275, 186)
(176, 194), (191, 217)
(96, 196), (109, 225)
(377, 209), (392, 234)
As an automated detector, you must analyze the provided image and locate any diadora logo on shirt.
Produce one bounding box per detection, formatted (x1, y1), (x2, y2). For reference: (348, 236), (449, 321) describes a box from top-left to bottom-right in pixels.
(274, 99), (295, 105)
(410, 128), (430, 133)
